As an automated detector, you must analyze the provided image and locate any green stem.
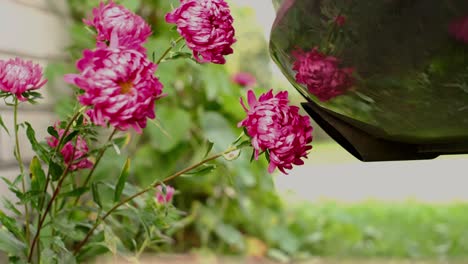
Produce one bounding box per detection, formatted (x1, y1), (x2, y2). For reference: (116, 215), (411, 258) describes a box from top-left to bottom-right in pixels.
(28, 157), (74, 262)
(13, 98), (30, 247)
(39, 107), (85, 211)
(73, 146), (237, 255)
(73, 128), (117, 206)
(155, 36), (184, 64)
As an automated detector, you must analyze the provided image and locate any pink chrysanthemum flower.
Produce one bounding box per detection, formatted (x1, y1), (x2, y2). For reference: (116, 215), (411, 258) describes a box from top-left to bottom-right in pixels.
(449, 16), (468, 44)
(156, 185), (175, 204)
(47, 125), (93, 171)
(231, 72), (257, 87)
(0, 58), (47, 101)
(165, 0), (236, 64)
(84, 0), (151, 51)
(238, 89), (313, 174)
(292, 48), (354, 101)
(64, 46), (164, 133)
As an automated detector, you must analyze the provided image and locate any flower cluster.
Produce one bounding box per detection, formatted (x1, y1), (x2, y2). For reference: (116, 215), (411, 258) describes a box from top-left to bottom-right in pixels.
(46, 126), (93, 171)
(449, 16), (468, 44)
(292, 48), (354, 101)
(166, 0), (236, 64)
(0, 58), (47, 101)
(238, 90), (313, 174)
(66, 1), (163, 133)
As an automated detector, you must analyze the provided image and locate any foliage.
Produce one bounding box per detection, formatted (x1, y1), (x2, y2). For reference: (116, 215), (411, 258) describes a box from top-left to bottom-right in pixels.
(24, 0), (300, 262)
(286, 201), (468, 260)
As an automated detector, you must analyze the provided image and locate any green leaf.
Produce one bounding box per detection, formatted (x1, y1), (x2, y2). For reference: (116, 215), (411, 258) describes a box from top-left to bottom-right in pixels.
(18, 190), (43, 206)
(103, 226), (123, 255)
(164, 51), (193, 61)
(114, 158), (131, 202)
(0, 227), (26, 255)
(147, 106), (192, 152)
(30, 156), (46, 191)
(52, 236), (77, 264)
(0, 210), (24, 241)
(25, 122), (49, 163)
(0, 115), (9, 135)
(1, 198), (21, 216)
(63, 130), (79, 144)
(47, 126), (59, 139)
(57, 187), (89, 199)
(203, 140), (214, 158)
(49, 161), (64, 181)
(182, 164), (216, 177)
(92, 183), (102, 208)
(112, 136), (128, 155)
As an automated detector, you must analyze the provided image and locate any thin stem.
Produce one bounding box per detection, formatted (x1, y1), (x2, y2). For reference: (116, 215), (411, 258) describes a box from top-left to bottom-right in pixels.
(28, 151), (75, 262)
(73, 146), (236, 255)
(39, 107), (85, 210)
(155, 36), (184, 64)
(73, 128), (117, 206)
(13, 98), (30, 247)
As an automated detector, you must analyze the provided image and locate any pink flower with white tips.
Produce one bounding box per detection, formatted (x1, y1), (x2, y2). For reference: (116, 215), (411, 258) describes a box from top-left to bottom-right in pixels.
(238, 89), (313, 174)
(84, 0), (151, 51)
(165, 0), (236, 64)
(64, 45), (163, 133)
(0, 58), (47, 101)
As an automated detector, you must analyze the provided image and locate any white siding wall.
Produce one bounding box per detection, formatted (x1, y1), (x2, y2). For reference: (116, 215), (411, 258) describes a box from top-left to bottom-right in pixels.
(0, 0), (69, 186)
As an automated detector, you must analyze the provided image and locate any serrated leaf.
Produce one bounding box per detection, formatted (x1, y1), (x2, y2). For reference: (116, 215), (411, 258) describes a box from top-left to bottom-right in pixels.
(25, 122), (49, 163)
(114, 158), (131, 202)
(0, 115), (9, 135)
(30, 156), (46, 191)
